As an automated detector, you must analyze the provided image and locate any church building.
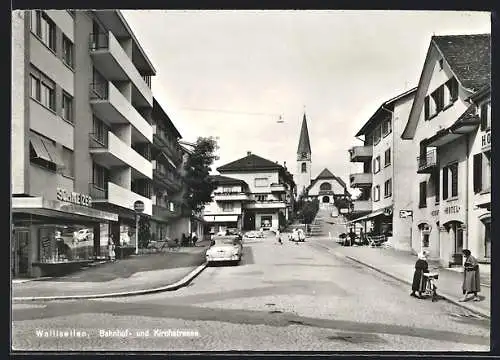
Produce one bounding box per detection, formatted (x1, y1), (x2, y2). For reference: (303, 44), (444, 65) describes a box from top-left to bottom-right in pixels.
(295, 113), (350, 211)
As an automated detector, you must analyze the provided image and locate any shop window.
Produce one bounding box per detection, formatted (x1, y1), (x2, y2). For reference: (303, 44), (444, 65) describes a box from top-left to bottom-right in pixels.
(419, 181), (427, 208)
(39, 226), (95, 263)
(261, 216), (272, 229)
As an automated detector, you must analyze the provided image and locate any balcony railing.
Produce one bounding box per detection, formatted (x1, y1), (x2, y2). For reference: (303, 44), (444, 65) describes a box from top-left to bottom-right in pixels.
(417, 148), (437, 173)
(89, 183), (107, 200)
(89, 82), (109, 101)
(89, 132), (108, 149)
(89, 33), (110, 51)
(142, 75), (151, 88)
(153, 126), (183, 163)
(349, 146), (373, 162)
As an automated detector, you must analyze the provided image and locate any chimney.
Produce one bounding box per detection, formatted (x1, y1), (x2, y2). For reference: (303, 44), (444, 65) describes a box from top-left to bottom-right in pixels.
(247, 151), (251, 156)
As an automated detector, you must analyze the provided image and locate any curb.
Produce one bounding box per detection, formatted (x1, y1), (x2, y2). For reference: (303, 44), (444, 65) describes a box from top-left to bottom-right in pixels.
(12, 262), (208, 302)
(342, 254), (490, 319)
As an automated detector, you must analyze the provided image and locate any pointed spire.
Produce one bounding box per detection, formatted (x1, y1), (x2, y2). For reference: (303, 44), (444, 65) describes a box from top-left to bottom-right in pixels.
(297, 112), (312, 155)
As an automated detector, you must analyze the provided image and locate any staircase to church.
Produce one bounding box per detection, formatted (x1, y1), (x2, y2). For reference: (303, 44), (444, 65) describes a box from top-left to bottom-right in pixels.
(307, 206), (349, 239)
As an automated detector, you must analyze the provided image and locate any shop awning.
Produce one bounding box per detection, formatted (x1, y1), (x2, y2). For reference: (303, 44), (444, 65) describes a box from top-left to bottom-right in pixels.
(349, 207), (390, 223)
(12, 197), (118, 222)
(203, 215), (238, 223)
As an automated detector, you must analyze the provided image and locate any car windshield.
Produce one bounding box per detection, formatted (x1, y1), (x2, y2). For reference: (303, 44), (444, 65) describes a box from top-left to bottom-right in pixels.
(214, 238), (237, 246)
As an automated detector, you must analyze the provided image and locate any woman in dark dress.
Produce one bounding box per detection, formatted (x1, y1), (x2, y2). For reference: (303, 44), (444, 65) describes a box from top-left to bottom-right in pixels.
(411, 251), (429, 298)
(460, 249), (481, 302)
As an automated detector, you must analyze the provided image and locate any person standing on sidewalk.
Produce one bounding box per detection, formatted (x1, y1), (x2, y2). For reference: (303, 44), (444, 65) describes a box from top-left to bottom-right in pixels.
(460, 249), (481, 302)
(411, 250), (429, 298)
(275, 228), (282, 245)
(108, 237), (116, 262)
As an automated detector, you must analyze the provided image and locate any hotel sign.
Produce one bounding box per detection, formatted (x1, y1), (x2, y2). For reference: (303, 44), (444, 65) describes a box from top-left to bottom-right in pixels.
(57, 188), (92, 207)
(444, 205), (460, 215)
(481, 129), (491, 151)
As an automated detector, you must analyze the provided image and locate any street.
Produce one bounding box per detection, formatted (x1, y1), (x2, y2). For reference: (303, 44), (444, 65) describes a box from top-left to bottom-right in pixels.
(12, 233), (489, 351)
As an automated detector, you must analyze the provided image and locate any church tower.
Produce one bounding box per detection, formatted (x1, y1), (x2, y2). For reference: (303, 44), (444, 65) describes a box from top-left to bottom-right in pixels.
(296, 113), (312, 197)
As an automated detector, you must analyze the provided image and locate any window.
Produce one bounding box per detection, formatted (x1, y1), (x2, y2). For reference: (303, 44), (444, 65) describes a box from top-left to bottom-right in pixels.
(319, 182), (332, 191)
(384, 178), (392, 198)
(30, 75), (40, 101)
(222, 203), (234, 212)
(373, 156), (381, 174)
(255, 178), (269, 187)
(382, 118), (392, 137)
(61, 147), (74, 177)
(438, 59), (444, 70)
(442, 166), (449, 200)
(443, 163), (458, 199)
(419, 181), (427, 208)
(169, 202), (175, 212)
(480, 102), (491, 131)
(445, 78), (458, 104)
(92, 162), (108, 189)
(62, 35), (74, 68)
(473, 154), (483, 193)
(256, 194), (268, 202)
(449, 163), (458, 197)
(31, 11), (56, 51)
(62, 92), (73, 123)
(92, 116), (109, 145)
(40, 81), (55, 111)
(384, 148), (391, 167)
(431, 86), (444, 113)
(373, 185), (380, 202)
(372, 126), (382, 145)
(301, 162), (307, 173)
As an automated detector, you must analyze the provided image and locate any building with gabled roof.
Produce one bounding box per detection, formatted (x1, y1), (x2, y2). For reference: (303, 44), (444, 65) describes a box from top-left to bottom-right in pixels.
(400, 33), (490, 266)
(202, 151), (296, 232)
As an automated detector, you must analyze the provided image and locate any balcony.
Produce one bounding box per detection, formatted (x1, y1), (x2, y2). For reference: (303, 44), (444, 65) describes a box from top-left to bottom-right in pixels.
(417, 148), (437, 174)
(152, 196), (181, 219)
(352, 200), (372, 213)
(89, 131), (153, 179)
(152, 160), (182, 192)
(349, 173), (373, 188)
(349, 146), (373, 162)
(245, 200), (287, 209)
(213, 192), (253, 201)
(270, 183), (287, 192)
(89, 82), (153, 143)
(89, 32), (153, 107)
(152, 125), (183, 165)
(90, 181), (153, 216)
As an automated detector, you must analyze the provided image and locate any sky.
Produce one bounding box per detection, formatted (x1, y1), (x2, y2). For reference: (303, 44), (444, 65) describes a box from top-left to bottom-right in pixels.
(122, 10), (490, 194)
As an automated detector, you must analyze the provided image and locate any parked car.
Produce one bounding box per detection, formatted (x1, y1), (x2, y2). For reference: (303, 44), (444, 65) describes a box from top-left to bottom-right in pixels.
(73, 228), (93, 242)
(206, 235), (243, 265)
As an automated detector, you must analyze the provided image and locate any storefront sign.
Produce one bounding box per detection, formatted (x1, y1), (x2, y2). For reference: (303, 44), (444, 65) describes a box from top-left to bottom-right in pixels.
(431, 210), (439, 217)
(444, 205), (460, 215)
(57, 188), (92, 207)
(481, 130), (491, 151)
(399, 210), (412, 218)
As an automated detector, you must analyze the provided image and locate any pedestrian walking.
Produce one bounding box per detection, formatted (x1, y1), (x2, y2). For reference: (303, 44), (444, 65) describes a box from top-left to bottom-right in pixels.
(259, 227), (264, 238)
(191, 231), (198, 247)
(298, 228), (305, 242)
(108, 236), (116, 262)
(275, 228), (282, 245)
(411, 250), (429, 298)
(460, 249), (481, 302)
(292, 228), (300, 245)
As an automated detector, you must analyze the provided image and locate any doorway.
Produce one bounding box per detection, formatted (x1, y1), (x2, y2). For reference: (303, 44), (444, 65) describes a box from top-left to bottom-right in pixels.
(13, 228), (30, 278)
(243, 212), (255, 230)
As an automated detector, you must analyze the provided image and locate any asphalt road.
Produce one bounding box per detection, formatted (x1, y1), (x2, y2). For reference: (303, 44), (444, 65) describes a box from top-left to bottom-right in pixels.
(12, 234), (490, 352)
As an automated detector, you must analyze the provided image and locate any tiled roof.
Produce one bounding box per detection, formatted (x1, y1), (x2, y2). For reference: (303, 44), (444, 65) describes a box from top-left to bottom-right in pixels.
(316, 168), (336, 179)
(433, 34), (491, 92)
(217, 153), (283, 172)
(209, 175), (247, 186)
(297, 113), (312, 155)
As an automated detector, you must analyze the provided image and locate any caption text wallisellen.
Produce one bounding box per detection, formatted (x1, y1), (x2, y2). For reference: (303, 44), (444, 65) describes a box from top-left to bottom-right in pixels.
(35, 328), (200, 338)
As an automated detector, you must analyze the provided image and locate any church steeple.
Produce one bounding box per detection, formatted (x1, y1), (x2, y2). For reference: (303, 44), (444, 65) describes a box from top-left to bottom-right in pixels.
(297, 113), (312, 157)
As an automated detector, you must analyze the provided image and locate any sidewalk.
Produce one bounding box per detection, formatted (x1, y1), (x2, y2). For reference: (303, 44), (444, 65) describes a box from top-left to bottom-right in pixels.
(312, 238), (490, 318)
(12, 244), (208, 301)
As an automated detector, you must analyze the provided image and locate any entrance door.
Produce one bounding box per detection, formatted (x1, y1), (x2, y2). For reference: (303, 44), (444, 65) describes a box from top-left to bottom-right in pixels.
(13, 229), (30, 277)
(244, 213), (255, 230)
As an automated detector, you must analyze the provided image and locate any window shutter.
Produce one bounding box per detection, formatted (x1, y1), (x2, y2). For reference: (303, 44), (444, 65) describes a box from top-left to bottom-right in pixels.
(451, 164), (458, 197)
(434, 172), (440, 202)
(424, 97), (430, 120)
(480, 103), (487, 130)
(419, 181), (427, 207)
(437, 86), (444, 112)
(442, 168), (448, 200)
(451, 78), (458, 100)
(473, 154), (482, 193)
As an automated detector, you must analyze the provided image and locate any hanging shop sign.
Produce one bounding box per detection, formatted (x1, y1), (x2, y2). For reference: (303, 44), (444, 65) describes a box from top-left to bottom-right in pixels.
(57, 188), (92, 207)
(134, 200), (145, 213)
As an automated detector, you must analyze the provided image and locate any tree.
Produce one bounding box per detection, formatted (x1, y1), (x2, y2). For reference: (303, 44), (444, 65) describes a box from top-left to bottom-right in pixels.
(183, 137), (219, 213)
(301, 198), (320, 224)
(138, 216), (151, 249)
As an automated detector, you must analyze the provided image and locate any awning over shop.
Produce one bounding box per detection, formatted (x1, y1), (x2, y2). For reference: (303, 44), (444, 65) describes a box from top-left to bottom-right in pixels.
(203, 215), (238, 223)
(349, 206), (392, 223)
(12, 197), (118, 222)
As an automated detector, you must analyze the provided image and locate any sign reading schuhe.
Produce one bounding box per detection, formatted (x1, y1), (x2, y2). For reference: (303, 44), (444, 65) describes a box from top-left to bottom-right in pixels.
(57, 188), (93, 207)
